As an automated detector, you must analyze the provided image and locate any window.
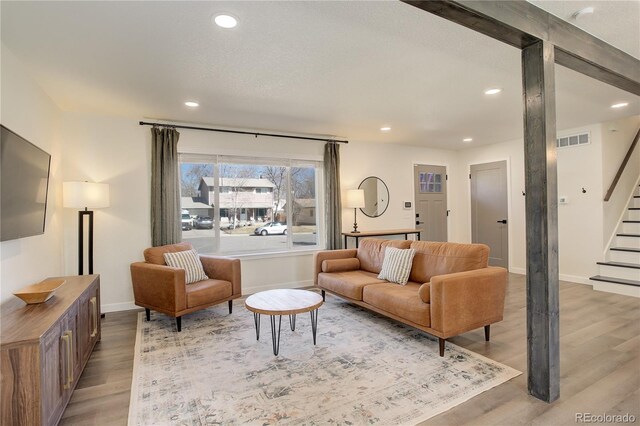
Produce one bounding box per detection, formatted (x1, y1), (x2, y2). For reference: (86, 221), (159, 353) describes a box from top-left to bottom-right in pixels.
(179, 154), (323, 255)
(419, 172), (442, 193)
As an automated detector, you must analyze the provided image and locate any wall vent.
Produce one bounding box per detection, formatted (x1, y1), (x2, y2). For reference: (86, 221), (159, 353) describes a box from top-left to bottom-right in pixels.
(556, 131), (590, 149)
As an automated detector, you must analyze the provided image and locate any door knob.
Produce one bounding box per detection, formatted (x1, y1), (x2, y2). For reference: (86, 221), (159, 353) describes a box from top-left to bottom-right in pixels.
(497, 219), (507, 224)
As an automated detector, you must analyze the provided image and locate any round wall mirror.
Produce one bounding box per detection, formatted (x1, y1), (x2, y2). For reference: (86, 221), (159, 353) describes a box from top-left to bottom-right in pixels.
(358, 176), (389, 218)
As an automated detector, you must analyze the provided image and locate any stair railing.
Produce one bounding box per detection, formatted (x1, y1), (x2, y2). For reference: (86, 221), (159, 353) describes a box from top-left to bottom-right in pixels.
(604, 128), (640, 202)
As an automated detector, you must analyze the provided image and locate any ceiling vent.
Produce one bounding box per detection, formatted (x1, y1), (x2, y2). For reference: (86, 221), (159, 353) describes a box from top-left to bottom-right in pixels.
(556, 131), (590, 149)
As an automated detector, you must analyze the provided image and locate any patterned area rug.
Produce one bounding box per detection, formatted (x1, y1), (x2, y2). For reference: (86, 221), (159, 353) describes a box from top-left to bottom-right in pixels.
(128, 296), (520, 425)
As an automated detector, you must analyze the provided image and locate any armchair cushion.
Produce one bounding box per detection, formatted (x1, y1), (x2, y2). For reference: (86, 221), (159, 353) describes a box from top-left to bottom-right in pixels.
(163, 249), (208, 284)
(186, 279), (232, 308)
(322, 258), (360, 273)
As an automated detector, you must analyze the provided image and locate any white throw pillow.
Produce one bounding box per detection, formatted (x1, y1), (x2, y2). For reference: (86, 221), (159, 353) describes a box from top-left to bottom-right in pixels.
(163, 249), (209, 284)
(377, 247), (416, 285)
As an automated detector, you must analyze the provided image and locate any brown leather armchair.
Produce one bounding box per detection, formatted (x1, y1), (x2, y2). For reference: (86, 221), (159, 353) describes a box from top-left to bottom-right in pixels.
(130, 242), (241, 331)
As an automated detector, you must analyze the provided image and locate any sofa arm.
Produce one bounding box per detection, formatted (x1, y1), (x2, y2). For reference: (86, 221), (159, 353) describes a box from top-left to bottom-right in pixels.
(130, 262), (187, 313)
(430, 267), (507, 337)
(200, 255), (242, 296)
(313, 249), (358, 285)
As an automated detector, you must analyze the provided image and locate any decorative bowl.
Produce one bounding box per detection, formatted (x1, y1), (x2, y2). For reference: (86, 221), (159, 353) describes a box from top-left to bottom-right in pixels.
(13, 278), (66, 304)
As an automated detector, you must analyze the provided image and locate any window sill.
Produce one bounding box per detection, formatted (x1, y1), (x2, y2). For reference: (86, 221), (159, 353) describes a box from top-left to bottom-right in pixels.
(205, 248), (325, 261)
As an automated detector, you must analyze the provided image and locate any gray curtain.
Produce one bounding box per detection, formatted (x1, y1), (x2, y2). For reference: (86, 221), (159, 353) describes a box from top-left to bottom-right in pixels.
(151, 127), (182, 246)
(324, 142), (343, 249)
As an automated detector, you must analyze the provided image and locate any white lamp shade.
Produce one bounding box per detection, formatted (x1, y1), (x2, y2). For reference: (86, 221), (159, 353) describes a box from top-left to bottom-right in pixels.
(63, 182), (110, 209)
(345, 189), (366, 208)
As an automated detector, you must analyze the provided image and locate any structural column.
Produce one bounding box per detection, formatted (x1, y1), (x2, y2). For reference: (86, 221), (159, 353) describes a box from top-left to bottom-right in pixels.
(522, 40), (560, 403)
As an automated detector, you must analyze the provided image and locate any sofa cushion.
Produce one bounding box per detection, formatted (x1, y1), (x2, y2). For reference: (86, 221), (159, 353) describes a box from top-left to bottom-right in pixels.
(409, 241), (489, 283)
(163, 249), (209, 284)
(357, 239), (413, 274)
(362, 283), (430, 327)
(318, 270), (387, 300)
(378, 247), (416, 285)
(322, 258), (360, 273)
(144, 242), (193, 265)
(186, 279), (232, 308)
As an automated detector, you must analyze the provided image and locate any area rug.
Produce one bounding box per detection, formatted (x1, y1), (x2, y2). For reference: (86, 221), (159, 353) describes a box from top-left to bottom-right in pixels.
(128, 296), (520, 425)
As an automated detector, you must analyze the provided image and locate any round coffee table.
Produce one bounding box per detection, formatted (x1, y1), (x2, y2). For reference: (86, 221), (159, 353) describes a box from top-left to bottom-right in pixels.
(245, 289), (323, 355)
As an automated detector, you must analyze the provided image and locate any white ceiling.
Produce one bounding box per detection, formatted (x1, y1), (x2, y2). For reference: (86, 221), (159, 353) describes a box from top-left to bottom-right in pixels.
(1, 1), (638, 150)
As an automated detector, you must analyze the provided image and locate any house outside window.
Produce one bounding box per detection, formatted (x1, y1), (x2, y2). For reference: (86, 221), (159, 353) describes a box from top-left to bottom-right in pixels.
(179, 154), (323, 255)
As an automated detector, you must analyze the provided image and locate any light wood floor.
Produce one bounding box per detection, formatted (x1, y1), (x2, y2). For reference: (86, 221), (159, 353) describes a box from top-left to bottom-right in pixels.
(60, 274), (640, 425)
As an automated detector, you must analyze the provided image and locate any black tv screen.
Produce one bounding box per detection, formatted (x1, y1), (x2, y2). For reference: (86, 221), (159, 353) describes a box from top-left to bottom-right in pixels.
(1, 125), (51, 242)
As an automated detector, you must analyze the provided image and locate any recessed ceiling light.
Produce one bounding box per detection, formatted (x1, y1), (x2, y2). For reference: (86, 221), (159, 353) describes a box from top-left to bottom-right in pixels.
(185, 101), (199, 108)
(463, 138), (473, 143)
(213, 14), (238, 29)
(380, 127), (391, 132)
(484, 88), (502, 95)
(572, 7), (594, 19)
(611, 102), (628, 109)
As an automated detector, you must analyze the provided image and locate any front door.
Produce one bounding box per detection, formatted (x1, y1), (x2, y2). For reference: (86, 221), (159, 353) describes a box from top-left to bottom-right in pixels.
(470, 160), (509, 268)
(414, 164), (447, 242)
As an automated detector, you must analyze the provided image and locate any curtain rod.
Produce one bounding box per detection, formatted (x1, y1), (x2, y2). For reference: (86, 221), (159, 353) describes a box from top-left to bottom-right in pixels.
(139, 121), (348, 144)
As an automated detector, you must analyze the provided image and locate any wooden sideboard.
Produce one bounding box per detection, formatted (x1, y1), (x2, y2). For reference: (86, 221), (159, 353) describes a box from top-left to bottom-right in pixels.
(1, 275), (101, 426)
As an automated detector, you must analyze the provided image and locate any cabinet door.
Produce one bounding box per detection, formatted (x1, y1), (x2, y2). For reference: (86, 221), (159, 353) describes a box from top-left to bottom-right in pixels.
(77, 283), (100, 364)
(41, 322), (69, 426)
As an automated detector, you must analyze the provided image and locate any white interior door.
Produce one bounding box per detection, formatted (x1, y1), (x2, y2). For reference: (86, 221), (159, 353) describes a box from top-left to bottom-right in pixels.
(414, 164), (447, 242)
(471, 160), (508, 268)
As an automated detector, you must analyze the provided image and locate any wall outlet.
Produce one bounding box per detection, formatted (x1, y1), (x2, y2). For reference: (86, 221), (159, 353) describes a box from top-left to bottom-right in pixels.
(559, 196), (568, 204)
(403, 201), (412, 209)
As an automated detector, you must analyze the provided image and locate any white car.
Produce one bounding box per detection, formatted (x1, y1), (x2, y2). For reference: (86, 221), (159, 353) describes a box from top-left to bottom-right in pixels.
(254, 222), (287, 236)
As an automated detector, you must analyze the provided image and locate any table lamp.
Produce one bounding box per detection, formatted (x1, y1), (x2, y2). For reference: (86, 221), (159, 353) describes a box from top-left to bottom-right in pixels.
(345, 189), (365, 233)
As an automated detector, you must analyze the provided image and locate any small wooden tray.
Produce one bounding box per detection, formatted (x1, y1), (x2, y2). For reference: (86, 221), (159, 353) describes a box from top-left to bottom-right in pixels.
(13, 278), (66, 304)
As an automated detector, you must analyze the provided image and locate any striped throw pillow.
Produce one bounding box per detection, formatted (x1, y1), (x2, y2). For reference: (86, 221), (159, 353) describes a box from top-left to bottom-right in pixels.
(163, 249), (209, 284)
(377, 247), (416, 285)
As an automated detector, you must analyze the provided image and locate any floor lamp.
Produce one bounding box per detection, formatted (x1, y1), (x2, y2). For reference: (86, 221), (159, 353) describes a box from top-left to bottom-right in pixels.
(63, 182), (110, 275)
(345, 189), (365, 233)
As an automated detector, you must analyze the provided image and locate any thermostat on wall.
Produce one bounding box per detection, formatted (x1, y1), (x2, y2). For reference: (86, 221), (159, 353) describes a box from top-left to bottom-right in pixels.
(404, 201), (412, 209)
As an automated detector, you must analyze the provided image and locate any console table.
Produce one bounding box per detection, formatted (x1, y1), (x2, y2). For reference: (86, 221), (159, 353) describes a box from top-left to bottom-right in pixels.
(1, 274), (100, 426)
(342, 228), (421, 248)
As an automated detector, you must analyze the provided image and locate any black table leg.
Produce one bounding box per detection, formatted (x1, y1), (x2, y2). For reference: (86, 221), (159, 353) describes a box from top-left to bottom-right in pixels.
(289, 314), (296, 331)
(310, 309), (319, 345)
(254, 313), (261, 340)
(270, 315), (282, 355)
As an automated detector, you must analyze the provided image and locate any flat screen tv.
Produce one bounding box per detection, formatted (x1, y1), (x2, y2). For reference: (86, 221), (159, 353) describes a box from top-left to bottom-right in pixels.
(1, 125), (51, 242)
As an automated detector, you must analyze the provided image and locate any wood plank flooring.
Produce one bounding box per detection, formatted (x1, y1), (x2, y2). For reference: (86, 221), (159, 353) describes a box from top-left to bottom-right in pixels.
(60, 274), (640, 425)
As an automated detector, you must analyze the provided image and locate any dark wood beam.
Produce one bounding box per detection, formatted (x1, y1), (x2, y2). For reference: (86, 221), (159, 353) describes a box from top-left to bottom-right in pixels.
(522, 40), (560, 403)
(402, 0), (640, 95)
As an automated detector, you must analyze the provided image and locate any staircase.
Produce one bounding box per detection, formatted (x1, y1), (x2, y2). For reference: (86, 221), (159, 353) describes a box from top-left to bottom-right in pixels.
(590, 184), (640, 297)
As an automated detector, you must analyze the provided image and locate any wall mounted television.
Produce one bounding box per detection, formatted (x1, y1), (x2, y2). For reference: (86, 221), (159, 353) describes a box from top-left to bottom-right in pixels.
(1, 125), (52, 242)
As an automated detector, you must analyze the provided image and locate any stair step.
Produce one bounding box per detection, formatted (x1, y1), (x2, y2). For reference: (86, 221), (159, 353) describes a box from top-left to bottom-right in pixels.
(617, 233), (640, 237)
(589, 275), (640, 287)
(596, 261), (640, 269)
(610, 247), (640, 253)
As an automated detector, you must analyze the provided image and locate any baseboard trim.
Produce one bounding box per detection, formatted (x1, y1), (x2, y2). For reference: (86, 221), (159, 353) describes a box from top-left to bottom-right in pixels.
(101, 280), (315, 313)
(507, 268), (592, 286)
(102, 301), (139, 313)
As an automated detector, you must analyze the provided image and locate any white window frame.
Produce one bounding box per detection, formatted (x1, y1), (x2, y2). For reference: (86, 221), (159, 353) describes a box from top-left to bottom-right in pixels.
(179, 153), (325, 256)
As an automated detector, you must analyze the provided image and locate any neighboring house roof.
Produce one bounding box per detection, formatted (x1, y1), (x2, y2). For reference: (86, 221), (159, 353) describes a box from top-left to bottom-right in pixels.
(181, 197), (212, 209)
(201, 177), (275, 188)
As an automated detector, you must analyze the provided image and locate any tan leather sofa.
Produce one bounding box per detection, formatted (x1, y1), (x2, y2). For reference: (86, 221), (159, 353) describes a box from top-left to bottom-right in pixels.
(314, 238), (507, 356)
(130, 242), (241, 331)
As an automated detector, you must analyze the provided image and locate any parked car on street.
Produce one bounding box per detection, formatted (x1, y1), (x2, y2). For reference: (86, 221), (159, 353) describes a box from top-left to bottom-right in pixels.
(194, 216), (214, 229)
(181, 213), (193, 231)
(254, 222), (287, 236)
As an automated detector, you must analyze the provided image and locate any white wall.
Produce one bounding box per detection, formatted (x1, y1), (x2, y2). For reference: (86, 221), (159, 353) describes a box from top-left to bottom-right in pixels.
(340, 140), (461, 246)
(602, 115), (640, 248)
(456, 123), (609, 284)
(0, 44), (64, 303)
